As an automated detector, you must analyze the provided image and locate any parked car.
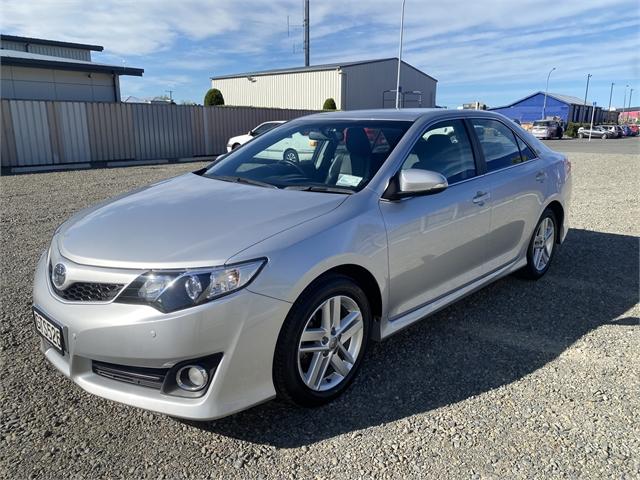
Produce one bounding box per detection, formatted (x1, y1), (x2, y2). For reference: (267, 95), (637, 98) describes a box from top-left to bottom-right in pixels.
(600, 125), (623, 138)
(33, 109), (571, 420)
(226, 121), (285, 151)
(619, 125), (632, 137)
(577, 126), (611, 139)
(627, 124), (639, 136)
(531, 120), (563, 139)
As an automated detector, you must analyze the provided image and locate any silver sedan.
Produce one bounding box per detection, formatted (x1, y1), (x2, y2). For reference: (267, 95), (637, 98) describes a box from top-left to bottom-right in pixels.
(33, 109), (572, 420)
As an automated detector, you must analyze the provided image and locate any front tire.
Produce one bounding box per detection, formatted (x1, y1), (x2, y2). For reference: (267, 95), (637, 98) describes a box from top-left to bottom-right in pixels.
(283, 148), (299, 162)
(519, 209), (557, 280)
(273, 274), (371, 407)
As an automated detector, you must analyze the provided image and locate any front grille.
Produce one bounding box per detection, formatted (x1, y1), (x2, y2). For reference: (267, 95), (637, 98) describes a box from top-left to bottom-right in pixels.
(53, 282), (124, 302)
(93, 361), (167, 390)
(48, 261), (124, 302)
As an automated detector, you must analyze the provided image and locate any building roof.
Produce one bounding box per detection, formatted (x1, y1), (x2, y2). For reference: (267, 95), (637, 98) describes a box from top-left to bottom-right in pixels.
(0, 49), (143, 76)
(491, 91), (589, 110)
(1, 34), (104, 51)
(616, 106), (640, 112)
(211, 57), (437, 82)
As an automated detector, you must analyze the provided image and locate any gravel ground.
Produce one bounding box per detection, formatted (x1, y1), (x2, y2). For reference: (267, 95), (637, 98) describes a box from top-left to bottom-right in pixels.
(1, 153), (638, 479)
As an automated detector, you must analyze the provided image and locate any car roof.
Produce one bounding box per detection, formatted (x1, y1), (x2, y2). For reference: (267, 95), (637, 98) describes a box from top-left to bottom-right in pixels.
(299, 108), (505, 122)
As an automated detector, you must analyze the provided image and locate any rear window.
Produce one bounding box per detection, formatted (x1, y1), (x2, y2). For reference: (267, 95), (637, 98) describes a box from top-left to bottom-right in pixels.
(533, 121), (551, 127)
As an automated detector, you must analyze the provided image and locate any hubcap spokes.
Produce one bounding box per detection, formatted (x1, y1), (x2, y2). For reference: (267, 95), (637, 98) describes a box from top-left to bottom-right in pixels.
(532, 218), (554, 271)
(298, 295), (364, 391)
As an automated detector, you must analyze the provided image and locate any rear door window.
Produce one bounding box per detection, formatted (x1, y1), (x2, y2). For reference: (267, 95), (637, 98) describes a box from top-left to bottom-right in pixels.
(471, 119), (524, 172)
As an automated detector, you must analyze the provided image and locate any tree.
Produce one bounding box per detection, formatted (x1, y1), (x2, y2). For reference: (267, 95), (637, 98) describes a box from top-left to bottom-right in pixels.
(322, 98), (337, 110)
(204, 88), (225, 106)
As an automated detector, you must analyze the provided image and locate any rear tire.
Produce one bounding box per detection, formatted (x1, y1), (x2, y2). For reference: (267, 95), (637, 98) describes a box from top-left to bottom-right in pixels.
(232, 143), (241, 150)
(518, 209), (558, 280)
(273, 274), (371, 407)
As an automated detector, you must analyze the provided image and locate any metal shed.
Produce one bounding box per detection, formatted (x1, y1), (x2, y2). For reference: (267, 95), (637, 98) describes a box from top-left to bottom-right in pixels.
(0, 35), (143, 102)
(211, 58), (437, 110)
(490, 91), (605, 124)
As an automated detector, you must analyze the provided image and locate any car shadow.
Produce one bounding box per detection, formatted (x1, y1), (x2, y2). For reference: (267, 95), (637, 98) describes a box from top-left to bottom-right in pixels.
(181, 228), (638, 447)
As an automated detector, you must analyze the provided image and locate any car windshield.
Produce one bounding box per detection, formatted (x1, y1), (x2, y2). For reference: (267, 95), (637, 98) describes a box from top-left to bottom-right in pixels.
(204, 120), (412, 192)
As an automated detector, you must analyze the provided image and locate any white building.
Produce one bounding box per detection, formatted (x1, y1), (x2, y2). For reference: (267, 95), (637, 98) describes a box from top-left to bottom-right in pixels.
(0, 34), (143, 102)
(211, 58), (437, 110)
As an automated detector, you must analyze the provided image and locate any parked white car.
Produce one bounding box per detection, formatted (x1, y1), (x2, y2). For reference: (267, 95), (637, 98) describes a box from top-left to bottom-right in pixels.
(226, 121), (285, 152)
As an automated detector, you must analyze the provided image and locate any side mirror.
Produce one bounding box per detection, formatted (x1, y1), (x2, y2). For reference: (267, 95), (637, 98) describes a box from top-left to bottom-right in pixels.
(383, 169), (448, 200)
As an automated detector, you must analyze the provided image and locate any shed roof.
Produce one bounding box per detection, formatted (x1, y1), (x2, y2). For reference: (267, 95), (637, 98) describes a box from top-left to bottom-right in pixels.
(1, 34), (103, 52)
(0, 49), (143, 76)
(211, 57), (437, 82)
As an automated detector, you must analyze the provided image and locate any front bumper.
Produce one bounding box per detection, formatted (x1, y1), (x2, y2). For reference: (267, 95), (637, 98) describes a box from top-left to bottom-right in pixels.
(33, 252), (292, 420)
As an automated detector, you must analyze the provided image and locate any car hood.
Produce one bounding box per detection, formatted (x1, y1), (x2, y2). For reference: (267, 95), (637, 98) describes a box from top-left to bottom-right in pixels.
(57, 173), (347, 269)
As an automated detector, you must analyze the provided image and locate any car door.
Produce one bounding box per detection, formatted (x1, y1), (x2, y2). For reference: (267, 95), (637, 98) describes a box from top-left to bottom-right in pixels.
(469, 118), (547, 272)
(379, 119), (493, 318)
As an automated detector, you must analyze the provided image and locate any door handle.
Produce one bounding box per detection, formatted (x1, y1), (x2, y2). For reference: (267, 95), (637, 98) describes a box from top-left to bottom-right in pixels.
(472, 191), (490, 205)
(536, 171), (547, 182)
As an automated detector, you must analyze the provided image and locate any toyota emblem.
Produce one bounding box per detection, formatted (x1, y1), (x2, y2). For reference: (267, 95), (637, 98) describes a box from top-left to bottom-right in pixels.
(52, 263), (66, 288)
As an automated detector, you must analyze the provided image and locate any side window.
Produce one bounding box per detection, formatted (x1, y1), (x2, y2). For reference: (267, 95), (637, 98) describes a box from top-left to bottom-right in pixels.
(401, 119), (476, 184)
(472, 119), (523, 171)
(516, 136), (536, 162)
(253, 122), (278, 135)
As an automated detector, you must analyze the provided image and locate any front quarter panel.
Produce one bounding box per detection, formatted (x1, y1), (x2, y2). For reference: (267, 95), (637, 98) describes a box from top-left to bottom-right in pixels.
(227, 192), (389, 321)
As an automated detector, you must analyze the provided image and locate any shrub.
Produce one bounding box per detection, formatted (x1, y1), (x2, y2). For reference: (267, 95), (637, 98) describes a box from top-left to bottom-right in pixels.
(204, 88), (225, 106)
(564, 122), (591, 138)
(322, 98), (337, 110)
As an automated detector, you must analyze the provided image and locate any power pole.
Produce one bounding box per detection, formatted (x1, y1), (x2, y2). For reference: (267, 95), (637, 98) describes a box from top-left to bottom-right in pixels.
(628, 88), (634, 123)
(622, 85), (628, 122)
(395, 0), (407, 109)
(165, 90), (173, 101)
(303, 0), (309, 67)
(608, 82), (614, 112)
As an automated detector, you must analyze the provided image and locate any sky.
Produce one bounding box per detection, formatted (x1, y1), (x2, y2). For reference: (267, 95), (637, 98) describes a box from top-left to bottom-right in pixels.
(2, 0), (639, 109)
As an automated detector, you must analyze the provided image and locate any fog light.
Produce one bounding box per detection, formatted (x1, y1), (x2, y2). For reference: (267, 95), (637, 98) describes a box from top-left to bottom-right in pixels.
(176, 365), (208, 391)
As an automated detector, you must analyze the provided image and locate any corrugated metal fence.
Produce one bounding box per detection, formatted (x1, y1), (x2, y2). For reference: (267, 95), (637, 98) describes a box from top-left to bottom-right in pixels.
(0, 100), (316, 168)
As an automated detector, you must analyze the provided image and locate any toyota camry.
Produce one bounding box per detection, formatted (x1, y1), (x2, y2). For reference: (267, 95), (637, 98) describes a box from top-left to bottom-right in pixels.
(33, 109), (571, 420)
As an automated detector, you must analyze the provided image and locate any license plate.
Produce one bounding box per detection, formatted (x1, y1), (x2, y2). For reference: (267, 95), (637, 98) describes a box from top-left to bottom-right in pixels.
(33, 308), (65, 354)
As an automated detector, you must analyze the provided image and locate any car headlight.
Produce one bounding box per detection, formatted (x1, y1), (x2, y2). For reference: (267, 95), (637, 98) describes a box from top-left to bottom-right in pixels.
(115, 259), (266, 313)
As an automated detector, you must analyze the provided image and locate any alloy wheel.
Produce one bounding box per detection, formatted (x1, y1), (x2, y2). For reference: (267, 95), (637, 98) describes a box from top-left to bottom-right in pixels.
(532, 217), (555, 271)
(297, 295), (364, 391)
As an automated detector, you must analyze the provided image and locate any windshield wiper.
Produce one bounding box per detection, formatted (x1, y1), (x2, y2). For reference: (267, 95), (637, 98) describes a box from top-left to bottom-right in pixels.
(284, 185), (354, 194)
(210, 175), (278, 189)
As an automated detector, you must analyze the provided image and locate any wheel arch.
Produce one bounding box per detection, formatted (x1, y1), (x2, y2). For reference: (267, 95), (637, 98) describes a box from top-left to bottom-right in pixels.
(544, 200), (565, 243)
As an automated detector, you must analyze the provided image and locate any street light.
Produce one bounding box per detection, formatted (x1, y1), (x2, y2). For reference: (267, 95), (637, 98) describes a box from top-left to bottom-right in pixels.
(542, 67), (556, 119)
(395, 0), (407, 109)
(583, 73), (592, 122)
(622, 84), (629, 122)
(627, 88), (634, 123)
